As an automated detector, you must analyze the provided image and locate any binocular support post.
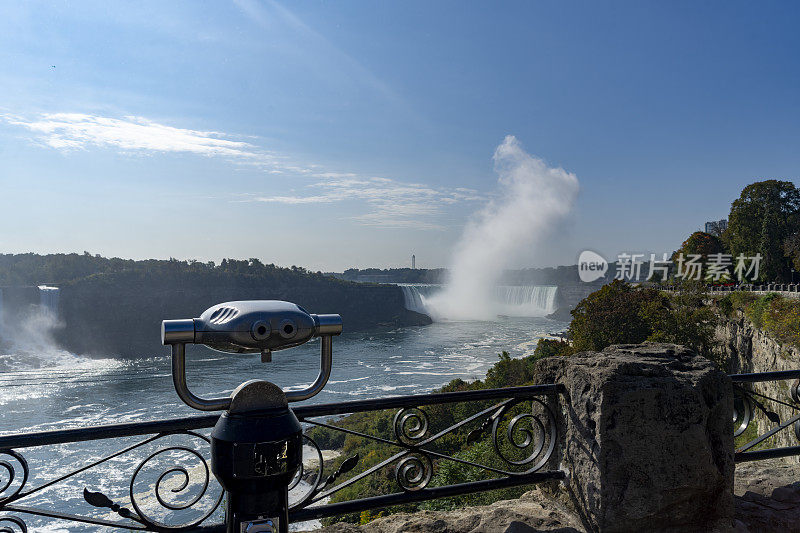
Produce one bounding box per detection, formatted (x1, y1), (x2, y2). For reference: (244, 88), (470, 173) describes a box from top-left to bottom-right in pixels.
(170, 334), (334, 410)
(171, 343), (231, 411)
(285, 334), (332, 402)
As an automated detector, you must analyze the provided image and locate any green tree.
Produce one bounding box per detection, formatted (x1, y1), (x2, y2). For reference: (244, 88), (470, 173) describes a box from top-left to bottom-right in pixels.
(672, 231), (726, 280)
(784, 232), (800, 272)
(568, 280), (659, 351)
(676, 231), (725, 258)
(760, 205), (785, 282)
(725, 180), (800, 282)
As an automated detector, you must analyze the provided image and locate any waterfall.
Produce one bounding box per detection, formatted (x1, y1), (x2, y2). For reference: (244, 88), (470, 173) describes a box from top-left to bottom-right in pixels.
(38, 286), (60, 318)
(400, 284), (439, 315)
(400, 284), (559, 319)
(495, 285), (558, 316)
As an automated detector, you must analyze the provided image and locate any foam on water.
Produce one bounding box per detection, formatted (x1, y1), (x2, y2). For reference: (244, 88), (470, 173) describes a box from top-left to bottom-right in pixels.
(0, 312), (569, 530)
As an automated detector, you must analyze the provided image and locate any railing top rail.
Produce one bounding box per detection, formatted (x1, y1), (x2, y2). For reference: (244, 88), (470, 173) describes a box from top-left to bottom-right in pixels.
(0, 414), (220, 450)
(729, 369), (800, 383)
(293, 383), (565, 418)
(0, 383), (564, 450)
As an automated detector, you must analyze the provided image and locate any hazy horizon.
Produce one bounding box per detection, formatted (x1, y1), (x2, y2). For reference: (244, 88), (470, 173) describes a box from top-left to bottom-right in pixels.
(1, 2), (798, 271)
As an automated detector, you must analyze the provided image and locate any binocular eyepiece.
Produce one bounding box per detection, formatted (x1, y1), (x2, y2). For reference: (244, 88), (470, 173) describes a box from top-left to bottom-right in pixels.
(162, 300), (342, 358)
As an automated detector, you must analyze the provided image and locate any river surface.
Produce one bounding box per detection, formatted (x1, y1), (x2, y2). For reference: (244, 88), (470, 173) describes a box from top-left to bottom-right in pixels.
(0, 315), (567, 532)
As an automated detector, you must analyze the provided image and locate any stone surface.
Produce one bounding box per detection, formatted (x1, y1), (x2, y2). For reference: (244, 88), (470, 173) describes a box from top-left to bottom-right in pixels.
(308, 460), (800, 533)
(733, 459), (800, 532)
(534, 343), (734, 532)
(312, 488), (584, 533)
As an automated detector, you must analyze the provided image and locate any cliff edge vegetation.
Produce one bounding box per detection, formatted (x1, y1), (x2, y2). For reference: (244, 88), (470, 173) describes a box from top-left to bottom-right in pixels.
(717, 291), (800, 349)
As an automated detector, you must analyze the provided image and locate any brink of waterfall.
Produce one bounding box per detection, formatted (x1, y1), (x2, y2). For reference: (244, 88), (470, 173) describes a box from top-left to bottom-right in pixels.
(400, 283), (558, 320)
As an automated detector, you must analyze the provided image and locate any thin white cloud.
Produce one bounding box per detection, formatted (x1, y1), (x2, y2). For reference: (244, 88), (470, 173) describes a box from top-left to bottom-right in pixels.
(3, 111), (483, 229)
(5, 112), (257, 157)
(252, 177), (483, 230)
(2, 111), (309, 174)
(232, 0), (425, 124)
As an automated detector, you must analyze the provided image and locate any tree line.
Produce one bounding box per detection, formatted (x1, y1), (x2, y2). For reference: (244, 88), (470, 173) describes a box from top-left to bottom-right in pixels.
(675, 179), (800, 282)
(0, 252), (337, 288)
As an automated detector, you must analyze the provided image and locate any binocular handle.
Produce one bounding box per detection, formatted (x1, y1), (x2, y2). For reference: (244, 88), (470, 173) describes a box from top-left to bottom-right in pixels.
(170, 335), (334, 411)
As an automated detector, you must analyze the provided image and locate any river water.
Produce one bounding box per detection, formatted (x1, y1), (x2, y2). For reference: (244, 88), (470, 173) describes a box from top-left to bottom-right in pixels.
(0, 291), (567, 532)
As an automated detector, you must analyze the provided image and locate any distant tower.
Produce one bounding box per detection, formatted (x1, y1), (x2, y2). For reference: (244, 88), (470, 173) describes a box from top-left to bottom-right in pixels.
(412, 254), (416, 269)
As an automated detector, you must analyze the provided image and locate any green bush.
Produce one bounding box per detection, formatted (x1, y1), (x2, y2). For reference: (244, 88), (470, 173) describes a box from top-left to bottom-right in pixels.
(532, 338), (574, 359)
(484, 341), (571, 388)
(568, 280), (657, 351)
(568, 280), (718, 363)
(418, 439), (528, 511)
(717, 292), (756, 318)
(717, 295), (733, 317)
(761, 297), (800, 347)
(745, 293), (780, 329)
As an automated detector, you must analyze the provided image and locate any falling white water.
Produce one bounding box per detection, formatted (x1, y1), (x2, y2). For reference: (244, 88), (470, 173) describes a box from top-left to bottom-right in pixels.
(38, 285), (60, 319)
(401, 284), (559, 317)
(426, 136), (579, 320)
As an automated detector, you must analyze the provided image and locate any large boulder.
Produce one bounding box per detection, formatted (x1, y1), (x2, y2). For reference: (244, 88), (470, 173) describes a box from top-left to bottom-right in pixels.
(535, 343), (734, 532)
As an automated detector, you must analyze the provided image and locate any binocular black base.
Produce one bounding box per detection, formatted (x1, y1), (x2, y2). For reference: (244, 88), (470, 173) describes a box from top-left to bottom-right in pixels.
(225, 490), (287, 533)
(210, 382), (303, 533)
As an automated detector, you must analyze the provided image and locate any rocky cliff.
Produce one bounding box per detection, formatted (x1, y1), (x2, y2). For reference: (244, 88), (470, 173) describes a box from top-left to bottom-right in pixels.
(52, 270), (430, 357)
(716, 312), (800, 458)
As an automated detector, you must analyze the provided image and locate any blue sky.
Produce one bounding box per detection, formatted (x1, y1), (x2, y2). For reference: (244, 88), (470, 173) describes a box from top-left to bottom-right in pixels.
(0, 1), (797, 271)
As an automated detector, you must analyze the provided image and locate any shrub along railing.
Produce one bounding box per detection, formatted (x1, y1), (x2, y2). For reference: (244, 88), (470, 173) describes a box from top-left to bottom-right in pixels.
(0, 385), (565, 532)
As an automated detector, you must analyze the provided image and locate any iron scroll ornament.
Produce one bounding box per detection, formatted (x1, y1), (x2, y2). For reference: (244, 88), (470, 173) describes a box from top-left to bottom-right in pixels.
(84, 431), (224, 530)
(0, 431), (223, 531)
(288, 395), (559, 507)
(0, 451), (28, 505)
(0, 515), (26, 533)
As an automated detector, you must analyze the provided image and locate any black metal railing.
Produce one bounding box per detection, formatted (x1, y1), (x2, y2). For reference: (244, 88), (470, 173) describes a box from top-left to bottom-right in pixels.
(730, 369), (800, 463)
(0, 384), (565, 532)
(5, 367), (798, 531)
(663, 284), (800, 294)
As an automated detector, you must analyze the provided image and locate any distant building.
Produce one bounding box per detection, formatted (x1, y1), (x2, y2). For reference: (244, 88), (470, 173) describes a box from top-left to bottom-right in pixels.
(412, 254), (416, 269)
(704, 219), (728, 236)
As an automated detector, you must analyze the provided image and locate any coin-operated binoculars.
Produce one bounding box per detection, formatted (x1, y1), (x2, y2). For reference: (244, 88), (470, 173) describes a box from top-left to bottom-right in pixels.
(162, 301), (342, 533)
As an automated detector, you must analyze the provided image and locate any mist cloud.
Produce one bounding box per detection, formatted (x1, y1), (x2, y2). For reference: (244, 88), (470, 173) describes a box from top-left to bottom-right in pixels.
(427, 135), (580, 320)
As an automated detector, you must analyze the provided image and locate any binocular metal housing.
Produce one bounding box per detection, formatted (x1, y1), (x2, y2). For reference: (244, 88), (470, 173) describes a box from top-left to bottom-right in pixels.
(162, 300), (342, 533)
(162, 300), (342, 354)
(162, 300), (342, 411)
